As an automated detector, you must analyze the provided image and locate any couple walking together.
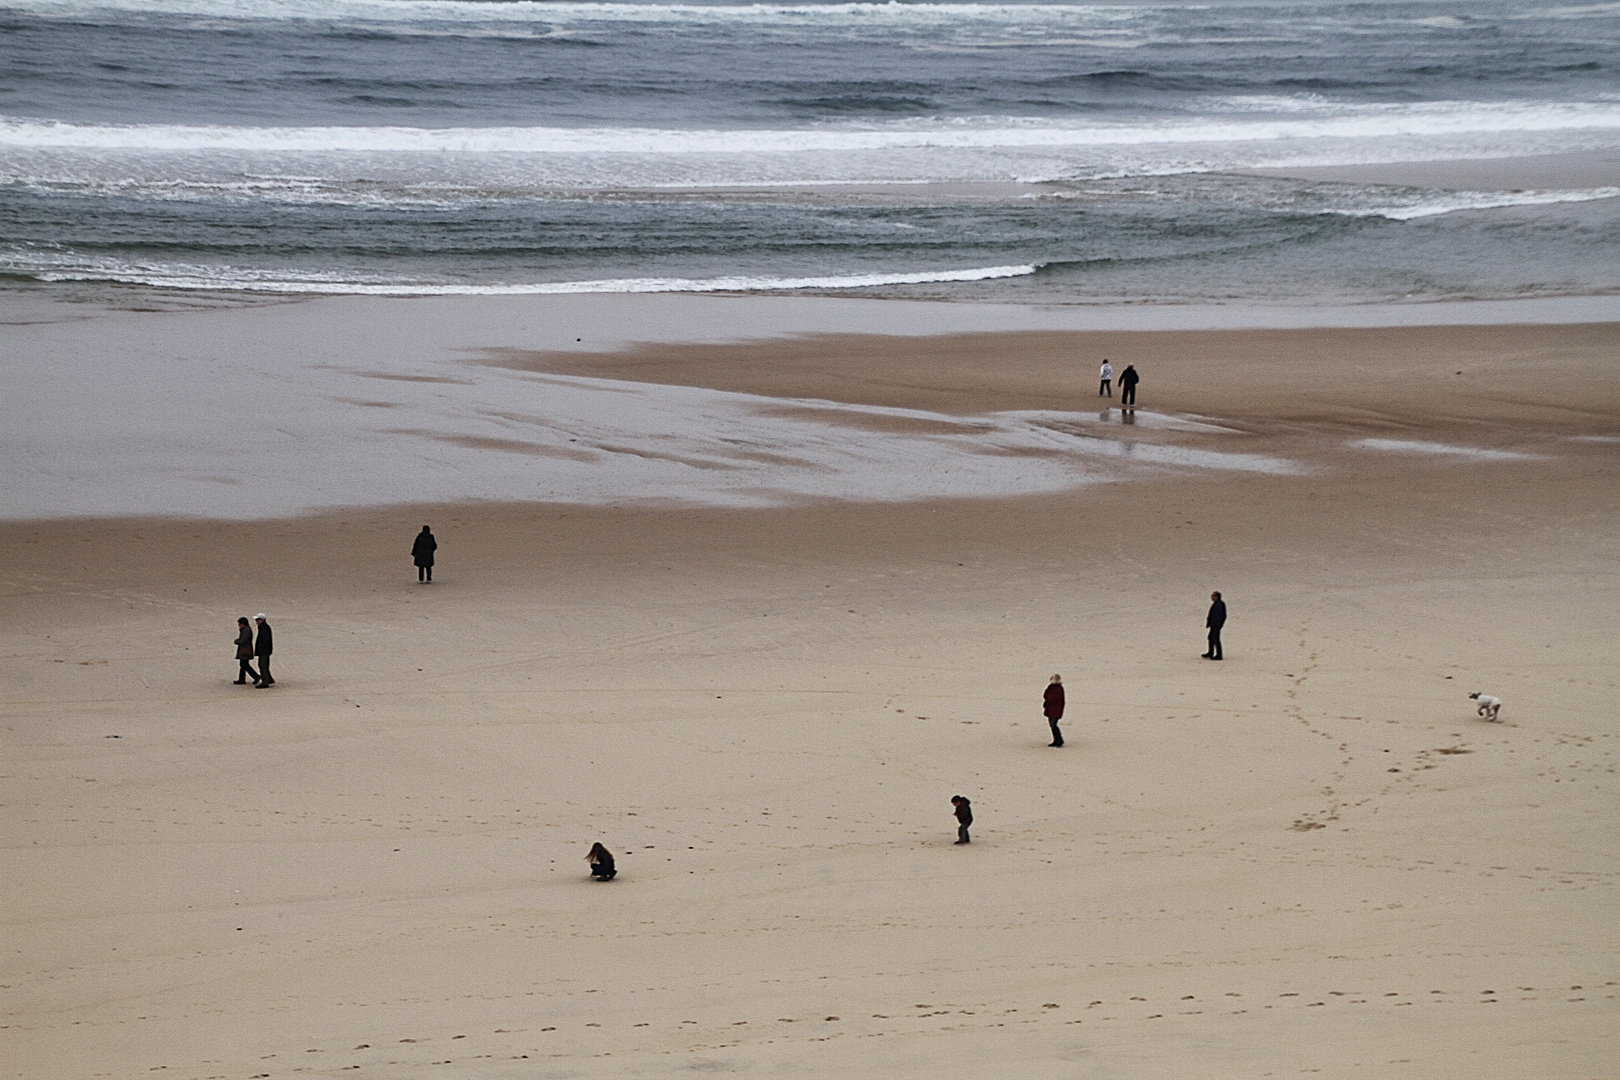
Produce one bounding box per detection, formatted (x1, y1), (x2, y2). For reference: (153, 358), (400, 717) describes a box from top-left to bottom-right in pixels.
(233, 614), (275, 687)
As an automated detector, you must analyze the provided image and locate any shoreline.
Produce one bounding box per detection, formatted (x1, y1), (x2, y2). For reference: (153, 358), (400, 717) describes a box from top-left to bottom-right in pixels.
(5, 146), (1618, 313)
(6, 285), (1619, 339)
(2, 305), (1616, 522)
(1239, 149), (1620, 192)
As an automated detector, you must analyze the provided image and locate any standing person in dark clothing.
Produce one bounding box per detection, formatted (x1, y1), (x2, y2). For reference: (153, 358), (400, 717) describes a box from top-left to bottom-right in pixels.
(233, 616), (259, 685)
(586, 842), (616, 880)
(1043, 674), (1065, 747)
(411, 525), (437, 583)
(951, 795), (973, 844)
(1119, 364), (1140, 407)
(1203, 592), (1226, 661)
(253, 613), (275, 687)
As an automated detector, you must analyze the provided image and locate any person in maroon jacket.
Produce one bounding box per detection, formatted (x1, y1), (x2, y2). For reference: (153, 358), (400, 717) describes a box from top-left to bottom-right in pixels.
(1043, 673), (1065, 746)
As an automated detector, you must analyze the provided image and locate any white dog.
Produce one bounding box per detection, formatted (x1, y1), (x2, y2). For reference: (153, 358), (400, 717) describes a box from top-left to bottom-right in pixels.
(1469, 692), (1502, 721)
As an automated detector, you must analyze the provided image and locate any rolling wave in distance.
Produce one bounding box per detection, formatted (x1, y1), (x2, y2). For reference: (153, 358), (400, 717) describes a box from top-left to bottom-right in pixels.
(8, 100), (1620, 155)
(12, 257), (1040, 295)
(4, 0), (1618, 302)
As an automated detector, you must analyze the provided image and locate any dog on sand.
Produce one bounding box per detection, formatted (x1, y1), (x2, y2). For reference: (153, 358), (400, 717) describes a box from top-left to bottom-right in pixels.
(1469, 692), (1502, 721)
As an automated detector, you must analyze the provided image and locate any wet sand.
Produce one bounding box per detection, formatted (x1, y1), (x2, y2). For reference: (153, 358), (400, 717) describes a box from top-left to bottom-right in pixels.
(2, 305), (1618, 1080)
(1243, 149), (1620, 191)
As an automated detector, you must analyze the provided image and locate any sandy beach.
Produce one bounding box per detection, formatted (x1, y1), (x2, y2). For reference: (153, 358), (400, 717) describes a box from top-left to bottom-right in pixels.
(3, 293), (1618, 1079)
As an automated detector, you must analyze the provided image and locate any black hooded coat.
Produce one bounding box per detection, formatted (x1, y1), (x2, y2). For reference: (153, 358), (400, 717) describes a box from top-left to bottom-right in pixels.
(412, 529), (437, 568)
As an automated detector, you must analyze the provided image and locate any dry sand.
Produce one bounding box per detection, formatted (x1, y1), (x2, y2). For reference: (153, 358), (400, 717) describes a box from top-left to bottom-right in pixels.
(3, 314), (1619, 1080)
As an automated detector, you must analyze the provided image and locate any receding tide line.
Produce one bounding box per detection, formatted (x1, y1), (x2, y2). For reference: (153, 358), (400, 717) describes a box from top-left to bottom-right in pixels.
(1351, 438), (1541, 461)
(29, 263), (1042, 295)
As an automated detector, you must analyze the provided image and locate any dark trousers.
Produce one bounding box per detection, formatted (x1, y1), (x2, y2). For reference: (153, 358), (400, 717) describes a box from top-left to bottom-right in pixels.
(1206, 627), (1222, 660)
(956, 821), (971, 844)
(237, 656), (259, 683)
(1121, 383), (1136, 406)
(257, 656), (273, 684)
(1099, 379), (1111, 397)
(418, 563), (432, 581)
(1048, 718), (1063, 745)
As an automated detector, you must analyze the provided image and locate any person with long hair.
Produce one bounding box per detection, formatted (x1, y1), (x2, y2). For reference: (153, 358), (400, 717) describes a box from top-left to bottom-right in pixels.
(233, 616), (259, 685)
(586, 842), (616, 880)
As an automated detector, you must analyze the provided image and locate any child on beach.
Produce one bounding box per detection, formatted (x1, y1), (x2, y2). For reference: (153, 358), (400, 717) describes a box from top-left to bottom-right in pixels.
(951, 796), (972, 844)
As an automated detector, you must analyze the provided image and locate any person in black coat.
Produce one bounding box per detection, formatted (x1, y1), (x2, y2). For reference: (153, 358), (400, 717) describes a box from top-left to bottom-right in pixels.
(1119, 363), (1140, 407)
(1043, 674), (1065, 747)
(253, 613), (275, 687)
(412, 525), (437, 583)
(587, 842), (616, 880)
(1203, 591), (1226, 661)
(951, 795), (972, 844)
(233, 616), (259, 685)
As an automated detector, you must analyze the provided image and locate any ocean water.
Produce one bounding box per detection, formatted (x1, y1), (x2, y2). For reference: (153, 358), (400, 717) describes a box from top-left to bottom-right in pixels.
(2, 0), (1618, 304)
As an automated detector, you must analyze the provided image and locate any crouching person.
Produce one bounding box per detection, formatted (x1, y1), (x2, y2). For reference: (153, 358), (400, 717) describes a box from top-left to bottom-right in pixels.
(587, 842), (616, 880)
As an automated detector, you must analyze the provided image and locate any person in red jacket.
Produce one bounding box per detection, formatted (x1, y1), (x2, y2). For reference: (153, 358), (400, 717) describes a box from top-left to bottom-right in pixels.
(1043, 673), (1065, 746)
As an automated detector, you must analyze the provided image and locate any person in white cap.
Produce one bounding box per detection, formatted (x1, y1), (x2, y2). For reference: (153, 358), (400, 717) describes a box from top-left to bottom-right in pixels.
(1098, 360), (1113, 398)
(253, 613), (275, 687)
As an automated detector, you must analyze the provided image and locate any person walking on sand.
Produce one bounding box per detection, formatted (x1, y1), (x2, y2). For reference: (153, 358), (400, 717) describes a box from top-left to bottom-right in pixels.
(411, 525), (437, 583)
(951, 795), (973, 844)
(1203, 591), (1226, 661)
(1043, 674), (1065, 746)
(1119, 363), (1139, 407)
(587, 842), (617, 880)
(233, 616), (259, 685)
(1098, 360), (1113, 398)
(253, 613), (275, 687)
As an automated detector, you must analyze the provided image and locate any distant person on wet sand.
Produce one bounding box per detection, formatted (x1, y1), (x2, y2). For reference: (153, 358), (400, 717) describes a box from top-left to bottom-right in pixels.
(1098, 360), (1113, 398)
(587, 842), (617, 880)
(1203, 591), (1226, 661)
(1119, 363), (1139, 407)
(1043, 674), (1065, 746)
(253, 613), (275, 687)
(233, 616), (259, 685)
(411, 525), (437, 583)
(951, 795), (972, 844)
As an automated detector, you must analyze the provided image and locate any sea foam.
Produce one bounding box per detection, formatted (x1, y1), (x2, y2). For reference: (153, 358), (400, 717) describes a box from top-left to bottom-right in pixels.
(1324, 187), (1620, 221)
(16, 254), (1040, 295)
(7, 100), (1620, 155)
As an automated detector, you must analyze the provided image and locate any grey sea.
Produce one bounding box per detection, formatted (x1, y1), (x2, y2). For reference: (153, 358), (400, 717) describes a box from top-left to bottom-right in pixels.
(2, 0), (1618, 305)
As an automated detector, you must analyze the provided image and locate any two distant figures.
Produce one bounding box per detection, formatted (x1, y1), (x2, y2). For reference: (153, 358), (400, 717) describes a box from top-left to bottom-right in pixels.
(412, 525), (437, 583)
(1098, 360), (1138, 407)
(233, 614), (274, 688)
